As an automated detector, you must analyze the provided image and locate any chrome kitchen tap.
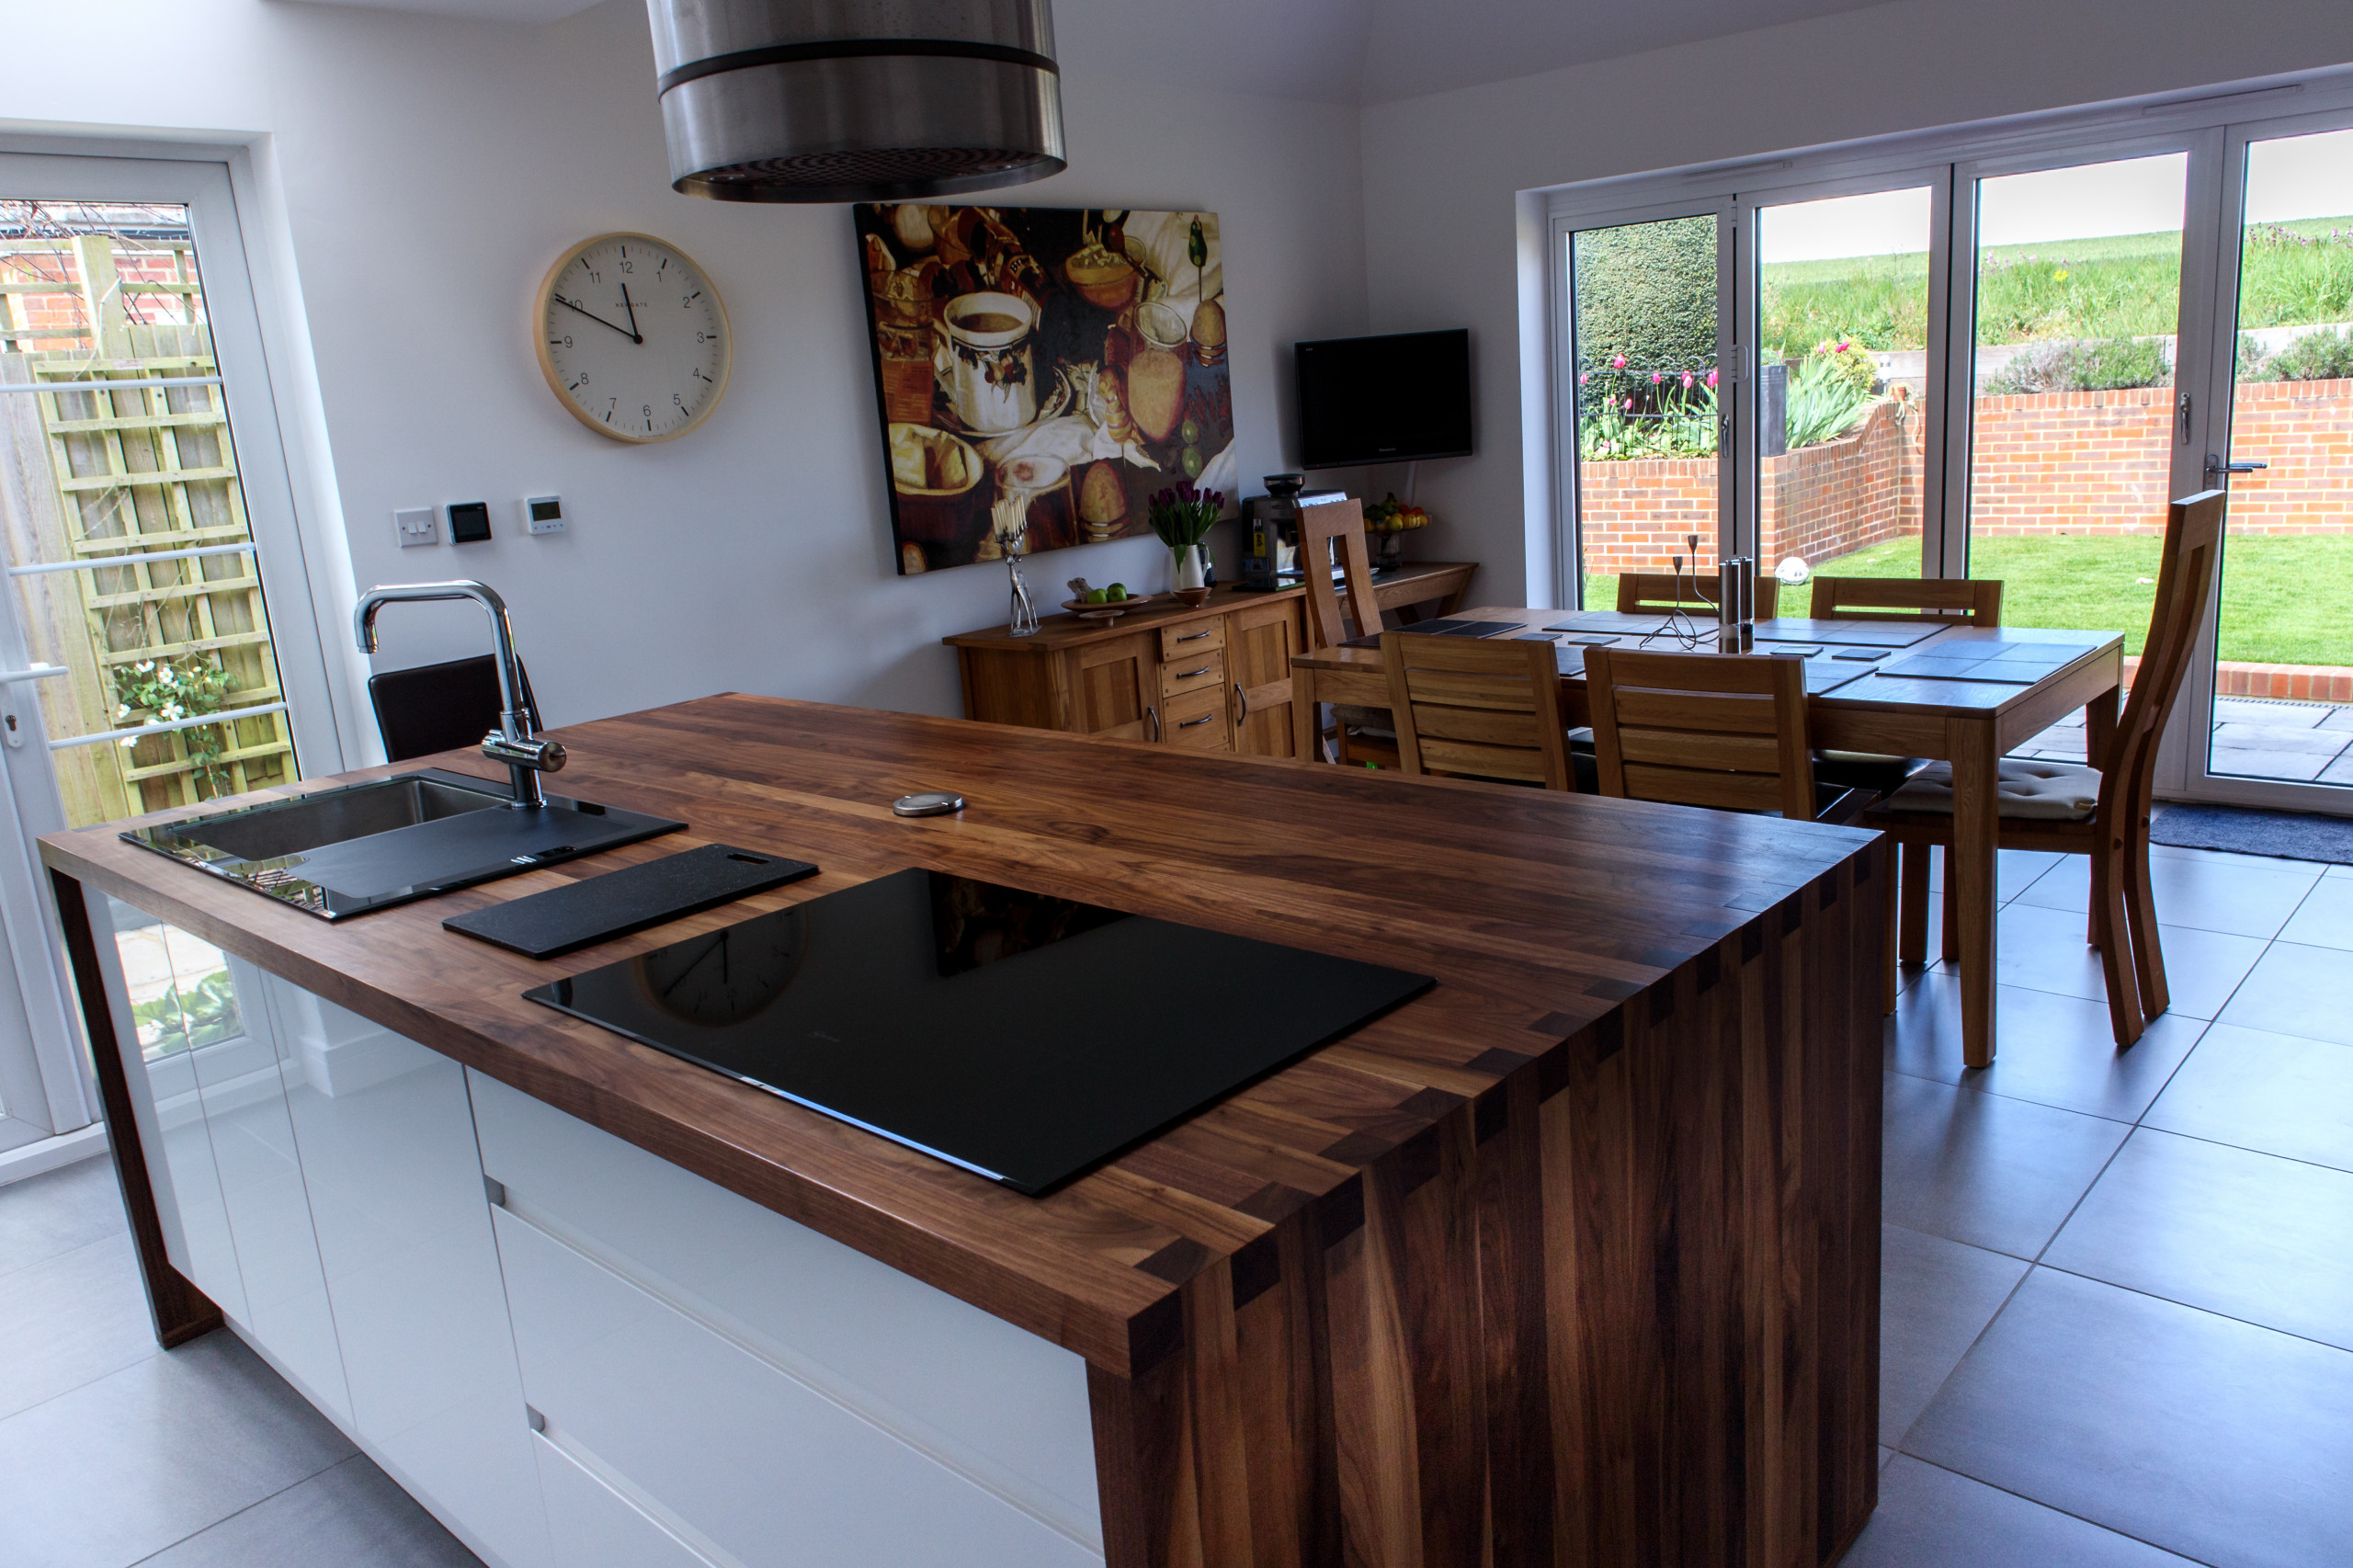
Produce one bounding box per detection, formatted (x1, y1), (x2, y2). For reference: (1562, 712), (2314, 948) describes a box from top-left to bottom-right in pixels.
(353, 580), (565, 808)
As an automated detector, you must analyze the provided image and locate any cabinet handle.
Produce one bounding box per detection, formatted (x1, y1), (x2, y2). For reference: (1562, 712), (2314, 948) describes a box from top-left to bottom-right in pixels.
(1147, 706), (1160, 741)
(1234, 682), (1249, 721)
(1177, 665), (1211, 679)
(1178, 712), (1215, 729)
(1175, 630), (1211, 642)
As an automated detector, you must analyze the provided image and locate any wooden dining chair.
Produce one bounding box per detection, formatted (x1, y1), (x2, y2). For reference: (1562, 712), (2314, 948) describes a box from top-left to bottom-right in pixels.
(1384, 631), (1582, 790)
(1581, 646), (1861, 823)
(1809, 574), (2003, 625)
(1866, 491), (2228, 1047)
(1809, 576), (2006, 802)
(1615, 571), (1781, 620)
(1301, 499), (1398, 767)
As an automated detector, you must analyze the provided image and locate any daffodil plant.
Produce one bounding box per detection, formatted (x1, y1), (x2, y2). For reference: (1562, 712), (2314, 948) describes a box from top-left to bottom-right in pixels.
(113, 655), (239, 798)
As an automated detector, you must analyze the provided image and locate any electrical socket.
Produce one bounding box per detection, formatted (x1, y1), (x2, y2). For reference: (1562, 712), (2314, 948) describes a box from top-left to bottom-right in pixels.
(393, 507), (438, 548)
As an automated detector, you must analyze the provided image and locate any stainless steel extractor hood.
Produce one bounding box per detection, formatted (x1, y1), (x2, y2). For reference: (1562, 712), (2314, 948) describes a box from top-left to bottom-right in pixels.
(648, 0), (1066, 204)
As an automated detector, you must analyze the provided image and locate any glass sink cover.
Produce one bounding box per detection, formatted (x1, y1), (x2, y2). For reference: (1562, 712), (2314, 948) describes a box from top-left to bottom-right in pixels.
(528, 868), (1434, 1195)
(120, 767), (684, 920)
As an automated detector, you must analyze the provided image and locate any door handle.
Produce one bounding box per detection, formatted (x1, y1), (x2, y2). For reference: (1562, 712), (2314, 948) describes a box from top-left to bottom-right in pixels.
(0, 665), (64, 750)
(2205, 453), (2268, 482)
(1146, 705), (1160, 742)
(1234, 682), (1248, 722)
(1178, 712), (1215, 728)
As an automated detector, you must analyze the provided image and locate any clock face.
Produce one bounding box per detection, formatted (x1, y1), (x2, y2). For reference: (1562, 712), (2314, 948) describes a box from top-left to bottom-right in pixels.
(535, 233), (731, 443)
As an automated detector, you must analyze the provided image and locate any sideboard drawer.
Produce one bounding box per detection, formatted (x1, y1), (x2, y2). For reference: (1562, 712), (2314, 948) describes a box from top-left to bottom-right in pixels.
(1157, 647), (1224, 699)
(1157, 617), (1224, 659)
(494, 1207), (1102, 1568)
(1164, 685), (1231, 749)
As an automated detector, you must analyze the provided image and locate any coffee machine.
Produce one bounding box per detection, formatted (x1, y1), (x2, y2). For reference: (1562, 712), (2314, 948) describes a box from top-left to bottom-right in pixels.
(1241, 473), (1347, 590)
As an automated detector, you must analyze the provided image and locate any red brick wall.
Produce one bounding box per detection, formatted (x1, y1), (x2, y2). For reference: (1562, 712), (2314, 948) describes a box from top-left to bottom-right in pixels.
(1578, 378), (2353, 574)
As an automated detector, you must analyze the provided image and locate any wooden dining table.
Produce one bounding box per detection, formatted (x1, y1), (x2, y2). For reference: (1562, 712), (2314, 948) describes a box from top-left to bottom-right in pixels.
(1291, 605), (2128, 1069)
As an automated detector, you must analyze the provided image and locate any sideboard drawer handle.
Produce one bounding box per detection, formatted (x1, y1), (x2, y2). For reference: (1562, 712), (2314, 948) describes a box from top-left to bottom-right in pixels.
(1176, 630), (1211, 642)
(1178, 713), (1215, 728)
(1177, 665), (1211, 679)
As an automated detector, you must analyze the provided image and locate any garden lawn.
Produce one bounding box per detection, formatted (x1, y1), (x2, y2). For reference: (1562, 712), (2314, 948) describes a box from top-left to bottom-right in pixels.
(1808, 533), (2353, 667)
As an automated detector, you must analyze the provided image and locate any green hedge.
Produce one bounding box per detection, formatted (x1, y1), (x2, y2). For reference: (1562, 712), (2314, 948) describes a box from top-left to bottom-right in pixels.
(1573, 216), (1715, 374)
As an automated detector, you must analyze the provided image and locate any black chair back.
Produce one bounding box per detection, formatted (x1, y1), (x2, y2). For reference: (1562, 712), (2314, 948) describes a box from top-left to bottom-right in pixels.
(367, 654), (538, 763)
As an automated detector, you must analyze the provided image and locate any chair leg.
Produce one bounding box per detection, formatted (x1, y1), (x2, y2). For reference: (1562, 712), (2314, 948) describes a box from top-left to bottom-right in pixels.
(2124, 819), (2169, 1021)
(2088, 843), (2146, 1048)
(1884, 842), (1901, 1015)
(1939, 859), (1961, 964)
(1899, 843), (1929, 966)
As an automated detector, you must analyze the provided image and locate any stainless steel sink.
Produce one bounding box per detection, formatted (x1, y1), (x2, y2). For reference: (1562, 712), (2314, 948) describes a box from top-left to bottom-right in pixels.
(121, 768), (685, 920)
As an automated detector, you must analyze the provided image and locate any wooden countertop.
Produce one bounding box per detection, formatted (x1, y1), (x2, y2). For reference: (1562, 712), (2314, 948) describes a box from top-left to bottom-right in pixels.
(942, 560), (1475, 651)
(40, 694), (1873, 1376)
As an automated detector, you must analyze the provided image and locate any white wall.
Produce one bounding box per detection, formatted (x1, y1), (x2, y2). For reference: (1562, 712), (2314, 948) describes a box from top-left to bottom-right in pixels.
(1358, 0), (2353, 607)
(0, 0), (1369, 756)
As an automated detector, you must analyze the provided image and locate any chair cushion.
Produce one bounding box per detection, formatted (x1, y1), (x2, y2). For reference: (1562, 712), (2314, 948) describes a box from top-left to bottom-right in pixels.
(1332, 703), (1395, 739)
(1812, 749), (1927, 798)
(1884, 758), (2099, 821)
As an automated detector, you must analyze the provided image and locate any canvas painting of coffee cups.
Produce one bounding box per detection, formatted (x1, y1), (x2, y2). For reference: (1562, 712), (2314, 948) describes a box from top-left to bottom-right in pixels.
(856, 205), (1236, 574)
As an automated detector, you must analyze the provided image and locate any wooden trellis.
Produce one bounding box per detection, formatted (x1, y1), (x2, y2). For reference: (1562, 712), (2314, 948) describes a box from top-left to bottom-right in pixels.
(0, 232), (294, 826)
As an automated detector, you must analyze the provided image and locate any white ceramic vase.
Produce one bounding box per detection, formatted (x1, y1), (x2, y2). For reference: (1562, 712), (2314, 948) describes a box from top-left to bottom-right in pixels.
(1174, 543), (1207, 592)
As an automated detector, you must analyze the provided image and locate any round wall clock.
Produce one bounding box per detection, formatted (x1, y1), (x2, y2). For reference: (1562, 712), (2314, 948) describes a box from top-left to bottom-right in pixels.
(534, 232), (732, 442)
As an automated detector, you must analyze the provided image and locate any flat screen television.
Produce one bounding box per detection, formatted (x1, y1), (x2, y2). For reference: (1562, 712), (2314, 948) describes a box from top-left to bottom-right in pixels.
(1295, 329), (1472, 469)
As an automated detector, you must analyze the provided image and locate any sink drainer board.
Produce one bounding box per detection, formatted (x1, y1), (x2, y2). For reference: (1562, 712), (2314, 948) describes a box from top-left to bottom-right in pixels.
(443, 844), (819, 959)
(118, 767), (685, 920)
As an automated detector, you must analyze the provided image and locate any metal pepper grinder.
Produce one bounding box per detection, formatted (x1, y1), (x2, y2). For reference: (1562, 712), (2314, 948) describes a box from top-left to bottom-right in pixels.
(1717, 557), (1756, 653)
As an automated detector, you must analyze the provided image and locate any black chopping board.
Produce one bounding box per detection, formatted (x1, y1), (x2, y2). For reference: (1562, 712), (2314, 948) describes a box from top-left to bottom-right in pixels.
(442, 842), (818, 960)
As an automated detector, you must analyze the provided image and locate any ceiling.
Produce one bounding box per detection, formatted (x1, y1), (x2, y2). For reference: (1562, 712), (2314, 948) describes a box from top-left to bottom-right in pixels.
(274, 0), (1899, 104)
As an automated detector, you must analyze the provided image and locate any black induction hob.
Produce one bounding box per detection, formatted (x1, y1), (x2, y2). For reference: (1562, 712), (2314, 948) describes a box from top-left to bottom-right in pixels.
(525, 869), (1433, 1195)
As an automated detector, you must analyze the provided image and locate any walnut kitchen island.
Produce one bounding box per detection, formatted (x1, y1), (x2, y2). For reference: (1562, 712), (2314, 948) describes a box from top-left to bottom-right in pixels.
(41, 694), (1884, 1568)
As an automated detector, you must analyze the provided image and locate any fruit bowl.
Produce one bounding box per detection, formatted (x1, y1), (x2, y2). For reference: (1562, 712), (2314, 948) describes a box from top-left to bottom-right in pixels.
(1060, 593), (1154, 621)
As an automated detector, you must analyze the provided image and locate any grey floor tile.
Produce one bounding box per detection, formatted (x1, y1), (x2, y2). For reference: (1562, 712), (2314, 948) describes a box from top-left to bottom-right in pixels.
(2012, 851), (2321, 940)
(2322, 705), (2353, 731)
(0, 1331), (355, 1568)
(2217, 941), (2353, 1046)
(2210, 745), (2332, 782)
(1905, 1268), (2353, 1568)
(0, 1154), (127, 1280)
(2320, 752), (2353, 785)
(2144, 1023), (2353, 1173)
(2276, 875), (2353, 950)
(1887, 971), (2204, 1122)
(2209, 721), (2348, 756)
(2213, 698), (2325, 728)
(0, 1232), (160, 1421)
(2046, 1128), (2353, 1351)
(1985, 900), (2263, 1021)
(1844, 1454), (2200, 1568)
(1881, 1073), (2129, 1259)
(1879, 1224), (2028, 1448)
(137, 1453), (483, 1568)
(1920, 846), (2065, 902)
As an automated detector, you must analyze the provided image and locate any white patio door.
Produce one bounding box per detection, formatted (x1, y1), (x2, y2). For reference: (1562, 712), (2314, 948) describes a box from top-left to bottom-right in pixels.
(0, 151), (344, 1159)
(2170, 110), (2353, 810)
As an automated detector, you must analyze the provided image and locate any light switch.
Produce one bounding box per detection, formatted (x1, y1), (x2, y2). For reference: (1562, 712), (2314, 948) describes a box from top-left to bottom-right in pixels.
(393, 507), (438, 548)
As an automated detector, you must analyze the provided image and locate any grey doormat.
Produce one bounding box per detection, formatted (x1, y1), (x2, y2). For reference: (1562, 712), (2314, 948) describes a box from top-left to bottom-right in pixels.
(2149, 803), (2353, 864)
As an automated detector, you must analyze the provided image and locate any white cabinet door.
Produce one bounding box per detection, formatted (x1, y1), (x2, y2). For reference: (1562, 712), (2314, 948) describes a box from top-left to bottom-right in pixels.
(494, 1206), (1103, 1568)
(265, 977), (551, 1568)
(187, 954), (347, 1421)
(531, 1431), (718, 1568)
(95, 895), (244, 1322)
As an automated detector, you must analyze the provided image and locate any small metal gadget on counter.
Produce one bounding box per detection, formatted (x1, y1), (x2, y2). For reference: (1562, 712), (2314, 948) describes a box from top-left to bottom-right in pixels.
(1240, 473), (1347, 589)
(892, 790), (965, 818)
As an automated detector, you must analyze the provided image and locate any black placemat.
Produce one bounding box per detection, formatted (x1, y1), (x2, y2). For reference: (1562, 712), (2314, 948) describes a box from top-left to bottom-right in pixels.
(443, 843), (818, 959)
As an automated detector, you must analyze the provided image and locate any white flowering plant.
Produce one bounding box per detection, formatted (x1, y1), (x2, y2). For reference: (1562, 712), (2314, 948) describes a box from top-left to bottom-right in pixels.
(113, 655), (239, 798)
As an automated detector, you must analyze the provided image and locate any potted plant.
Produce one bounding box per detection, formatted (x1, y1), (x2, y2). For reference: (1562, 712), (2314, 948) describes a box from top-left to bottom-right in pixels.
(1147, 483), (1222, 606)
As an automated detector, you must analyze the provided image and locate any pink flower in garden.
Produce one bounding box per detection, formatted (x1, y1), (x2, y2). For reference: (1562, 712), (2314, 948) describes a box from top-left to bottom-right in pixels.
(1652, 370), (1664, 384)
(1622, 397), (1633, 411)
(1836, 340), (1851, 352)
(1682, 371), (1695, 389)
(1706, 369), (1718, 388)
(1579, 372), (1589, 383)
(1611, 354), (1627, 369)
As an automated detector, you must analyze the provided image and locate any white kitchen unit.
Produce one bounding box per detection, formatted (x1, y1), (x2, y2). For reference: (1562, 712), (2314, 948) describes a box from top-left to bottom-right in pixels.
(92, 898), (1105, 1568)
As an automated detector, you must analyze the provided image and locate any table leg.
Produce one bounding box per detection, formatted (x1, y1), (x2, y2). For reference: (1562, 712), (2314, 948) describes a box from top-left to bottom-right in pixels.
(1949, 718), (2000, 1069)
(1292, 664), (1322, 763)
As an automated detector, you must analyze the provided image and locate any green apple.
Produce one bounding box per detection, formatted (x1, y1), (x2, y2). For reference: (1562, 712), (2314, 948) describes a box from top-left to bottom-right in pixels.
(1108, 584), (1129, 601)
(1086, 588), (1108, 604)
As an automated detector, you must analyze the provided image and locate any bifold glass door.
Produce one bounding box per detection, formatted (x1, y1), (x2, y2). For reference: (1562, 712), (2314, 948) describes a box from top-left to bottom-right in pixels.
(0, 152), (342, 1155)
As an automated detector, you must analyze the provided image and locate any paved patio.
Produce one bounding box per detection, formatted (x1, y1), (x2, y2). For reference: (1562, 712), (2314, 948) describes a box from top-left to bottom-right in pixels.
(2012, 695), (2353, 784)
